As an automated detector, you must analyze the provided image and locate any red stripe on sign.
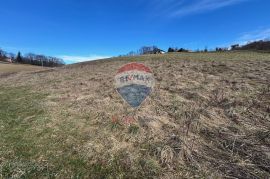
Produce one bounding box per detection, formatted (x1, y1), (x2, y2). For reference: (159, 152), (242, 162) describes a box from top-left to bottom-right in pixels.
(117, 63), (152, 74)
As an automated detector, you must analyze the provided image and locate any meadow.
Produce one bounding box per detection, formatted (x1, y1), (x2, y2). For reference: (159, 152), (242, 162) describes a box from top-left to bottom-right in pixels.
(0, 63), (45, 74)
(0, 51), (269, 178)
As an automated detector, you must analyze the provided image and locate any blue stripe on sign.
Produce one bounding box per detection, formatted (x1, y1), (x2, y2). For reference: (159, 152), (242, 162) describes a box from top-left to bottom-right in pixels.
(117, 84), (152, 108)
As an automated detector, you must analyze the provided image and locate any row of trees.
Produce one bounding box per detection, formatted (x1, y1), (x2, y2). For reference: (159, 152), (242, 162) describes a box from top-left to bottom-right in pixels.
(122, 46), (200, 56)
(123, 46), (164, 57)
(19, 53), (65, 67)
(122, 40), (270, 57)
(0, 48), (65, 67)
(168, 47), (190, 52)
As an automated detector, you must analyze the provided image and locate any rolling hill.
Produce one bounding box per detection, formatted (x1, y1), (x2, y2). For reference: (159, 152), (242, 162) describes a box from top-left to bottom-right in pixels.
(238, 41), (270, 52)
(0, 51), (269, 178)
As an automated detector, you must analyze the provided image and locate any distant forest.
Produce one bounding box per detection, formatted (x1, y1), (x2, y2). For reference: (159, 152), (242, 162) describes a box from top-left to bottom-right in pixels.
(0, 49), (65, 67)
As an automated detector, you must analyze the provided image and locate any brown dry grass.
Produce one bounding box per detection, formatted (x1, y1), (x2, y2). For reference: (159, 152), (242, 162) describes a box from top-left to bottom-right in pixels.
(0, 51), (269, 178)
(0, 63), (48, 75)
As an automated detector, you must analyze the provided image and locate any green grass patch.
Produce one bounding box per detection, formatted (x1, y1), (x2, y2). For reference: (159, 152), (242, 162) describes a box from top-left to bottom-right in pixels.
(0, 87), (91, 178)
(1, 87), (156, 178)
(0, 87), (48, 159)
(0, 87), (54, 178)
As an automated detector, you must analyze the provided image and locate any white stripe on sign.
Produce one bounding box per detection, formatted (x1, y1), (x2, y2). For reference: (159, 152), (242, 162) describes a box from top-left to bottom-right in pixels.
(115, 70), (155, 88)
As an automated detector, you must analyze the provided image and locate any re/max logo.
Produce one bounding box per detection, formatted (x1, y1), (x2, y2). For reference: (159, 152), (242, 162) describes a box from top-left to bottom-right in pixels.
(118, 74), (152, 83)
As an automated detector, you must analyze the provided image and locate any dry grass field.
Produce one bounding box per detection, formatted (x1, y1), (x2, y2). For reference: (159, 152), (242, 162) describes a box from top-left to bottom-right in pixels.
(0, 63), (46, 73)
(0, 51), (269, 178)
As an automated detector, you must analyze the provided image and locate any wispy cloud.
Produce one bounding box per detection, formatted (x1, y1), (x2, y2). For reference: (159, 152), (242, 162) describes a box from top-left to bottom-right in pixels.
(154, 0), (251, 17)
(237, 28), (270, 44)
(217, 27), (270, 48)
(59, 55), (111, 64)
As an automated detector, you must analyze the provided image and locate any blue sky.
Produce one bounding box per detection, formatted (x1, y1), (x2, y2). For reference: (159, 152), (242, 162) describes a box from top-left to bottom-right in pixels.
(0, 0), (269, 63)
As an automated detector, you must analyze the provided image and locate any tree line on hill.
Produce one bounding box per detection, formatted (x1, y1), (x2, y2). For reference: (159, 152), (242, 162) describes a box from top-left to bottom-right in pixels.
(122, 46), (165, 57)
(0, 48), (65, 67)
(231, 40), (270, 51)
(122, 39), (270, 56)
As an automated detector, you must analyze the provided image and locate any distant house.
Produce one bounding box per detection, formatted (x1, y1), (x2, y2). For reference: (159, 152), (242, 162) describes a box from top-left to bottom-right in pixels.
(5, 58), (13, 63)
(158, 49), (166, 54)
(153, 49), (166, 54)
(231, 44), (240, 50)
(139, 46), (166, 55)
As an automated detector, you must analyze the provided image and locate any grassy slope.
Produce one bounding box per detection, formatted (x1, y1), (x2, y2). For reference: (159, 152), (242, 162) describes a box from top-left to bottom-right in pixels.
(0, 52), (269, 178)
